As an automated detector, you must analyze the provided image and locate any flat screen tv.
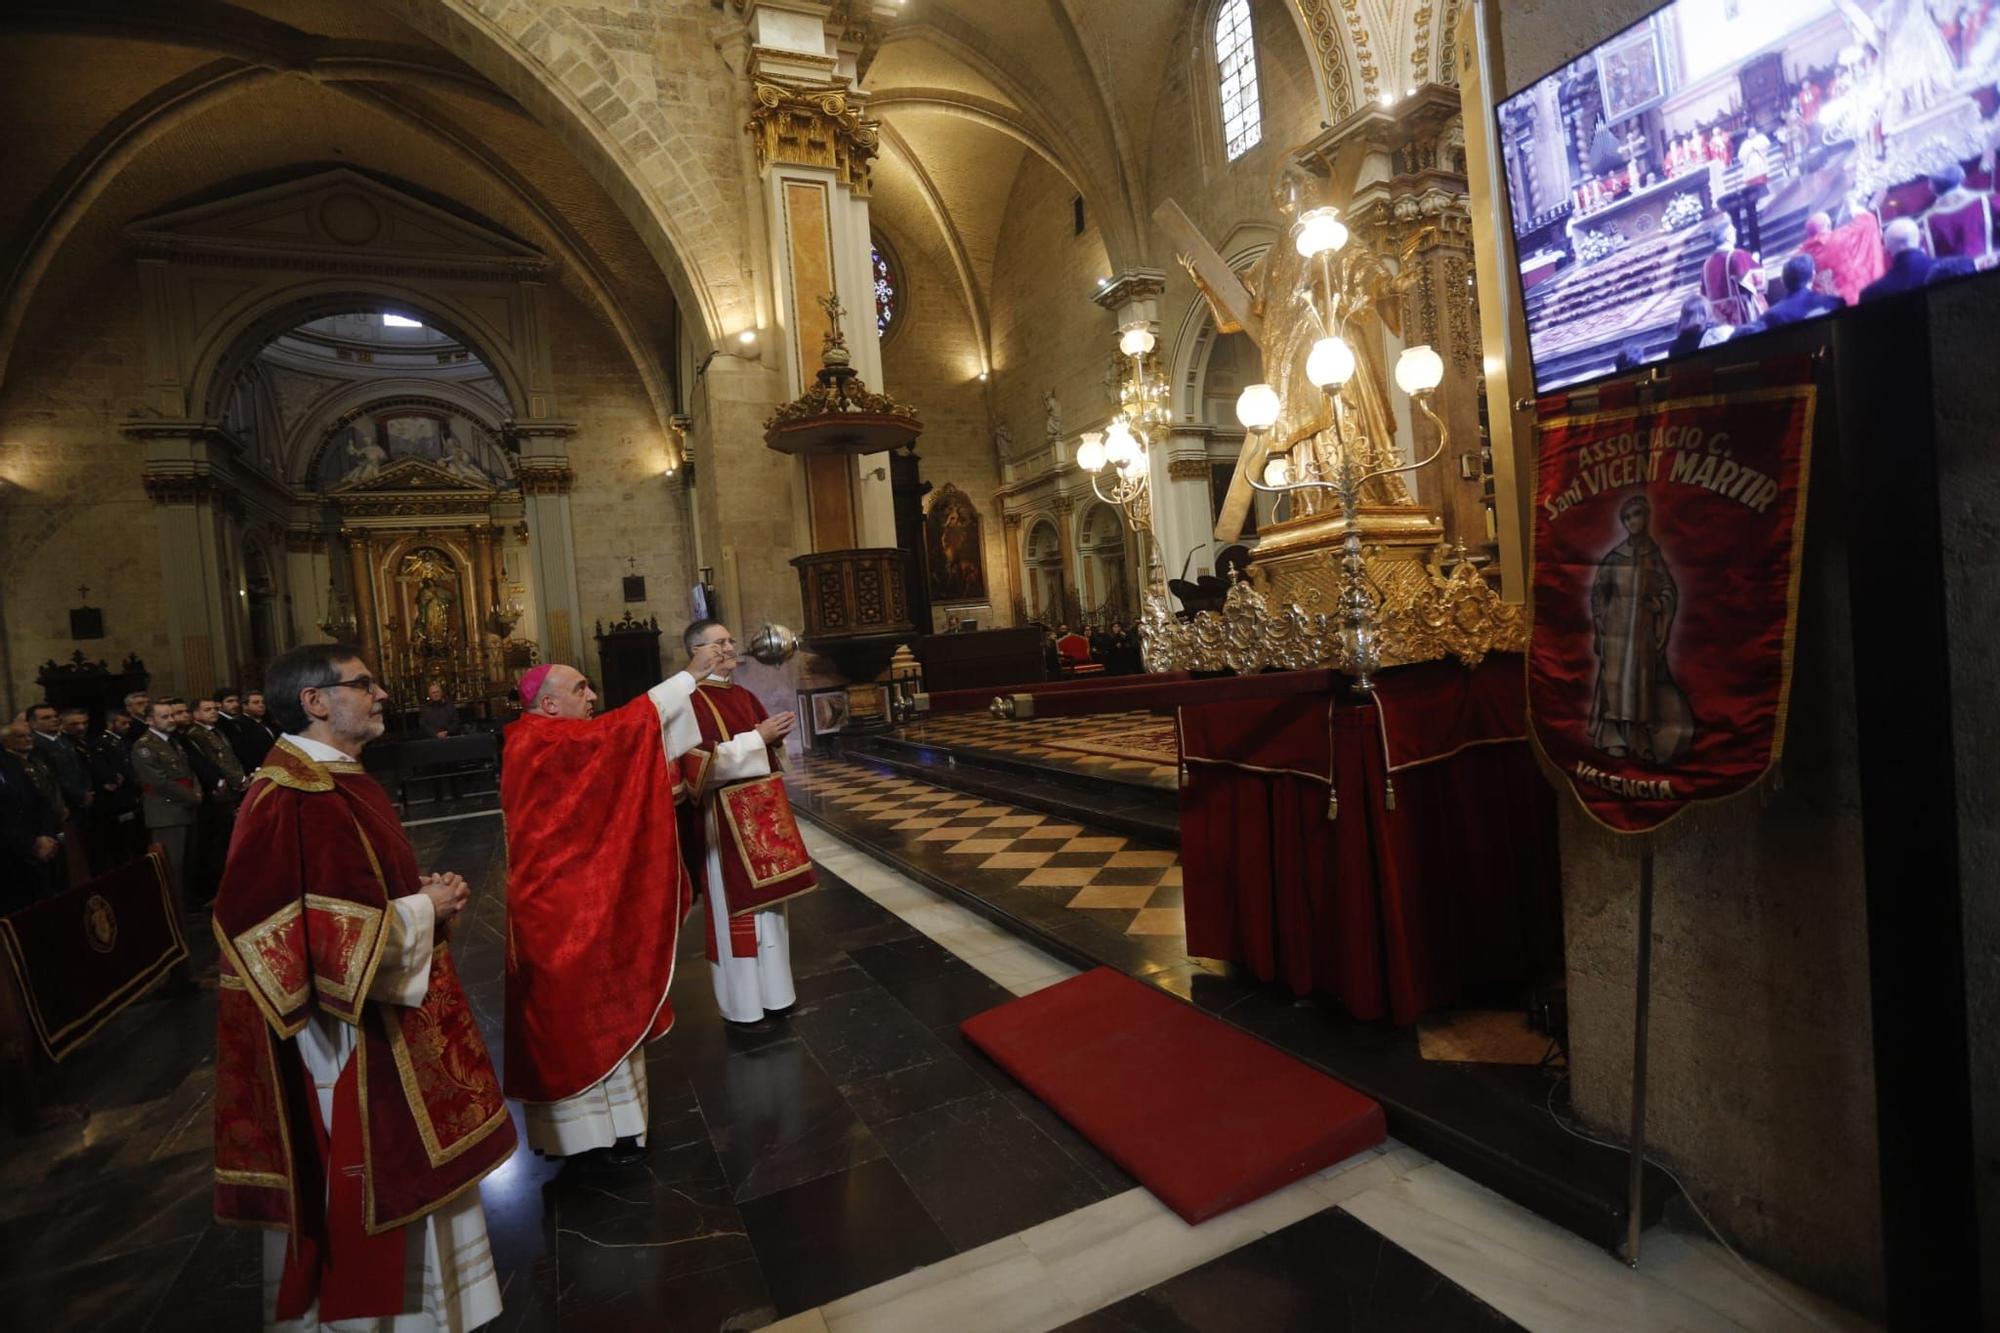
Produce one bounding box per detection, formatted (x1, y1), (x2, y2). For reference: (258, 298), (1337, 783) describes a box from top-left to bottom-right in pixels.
(1497, 0), (2000, 394)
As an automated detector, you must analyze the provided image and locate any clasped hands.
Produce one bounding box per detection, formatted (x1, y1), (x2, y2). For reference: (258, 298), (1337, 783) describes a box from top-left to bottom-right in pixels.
(419, 870), (472, 922)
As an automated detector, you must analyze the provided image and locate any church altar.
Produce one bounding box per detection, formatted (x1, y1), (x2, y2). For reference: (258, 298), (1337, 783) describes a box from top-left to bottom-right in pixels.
(1178, 655), (1560, 1025)
(1567, 167), (1719, 251)
(962, 657), (1560, 1025)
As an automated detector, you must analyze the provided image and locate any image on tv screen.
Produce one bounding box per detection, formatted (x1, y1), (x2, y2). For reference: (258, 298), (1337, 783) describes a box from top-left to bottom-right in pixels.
(1499, 0), (2000, 393)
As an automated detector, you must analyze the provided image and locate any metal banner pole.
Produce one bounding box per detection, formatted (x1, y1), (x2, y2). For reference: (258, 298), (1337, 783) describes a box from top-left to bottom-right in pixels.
(1624, 847), (1655, 1267)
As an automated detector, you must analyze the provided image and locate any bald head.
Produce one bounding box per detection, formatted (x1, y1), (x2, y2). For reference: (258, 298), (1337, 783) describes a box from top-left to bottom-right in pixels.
(531, 664), (597, 719)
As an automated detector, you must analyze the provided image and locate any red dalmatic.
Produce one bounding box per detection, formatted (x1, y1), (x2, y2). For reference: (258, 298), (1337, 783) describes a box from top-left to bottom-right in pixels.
(211, 741), (516, 1303)
(501, 693), (695, 1103)
(682, 680), (817, 924)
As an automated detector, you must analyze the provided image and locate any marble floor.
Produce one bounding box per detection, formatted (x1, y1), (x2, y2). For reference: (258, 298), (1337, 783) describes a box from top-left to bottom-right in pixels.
(0, 802), (1871, 1332)
(886, 712), (1178, 790)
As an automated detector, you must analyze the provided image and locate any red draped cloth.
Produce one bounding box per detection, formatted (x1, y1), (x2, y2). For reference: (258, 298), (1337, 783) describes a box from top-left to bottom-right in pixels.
(1176, 657), (1561, 1025)
(681, 682), (815, 960)
(211, 740), (515, 1306)
(501, 693), (694, 1103)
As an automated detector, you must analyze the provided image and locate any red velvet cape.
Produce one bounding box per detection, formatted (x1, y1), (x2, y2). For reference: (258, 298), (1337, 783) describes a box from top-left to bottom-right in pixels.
(501, 693), (693, 1103)
(212, 740), (516, 1239)
(682, 680), (817, 917)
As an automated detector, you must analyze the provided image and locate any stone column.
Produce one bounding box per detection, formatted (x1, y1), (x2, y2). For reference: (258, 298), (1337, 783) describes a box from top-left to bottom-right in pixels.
(1161, 441), (1222, 579)
(1001, 511), (1025, 624)
(743, 0), (900, 549)
(129, 424), (239, 698)
(514, 441), (582, 667)
(1052, 492), (1081, 626)
(341, 528), (377, 665)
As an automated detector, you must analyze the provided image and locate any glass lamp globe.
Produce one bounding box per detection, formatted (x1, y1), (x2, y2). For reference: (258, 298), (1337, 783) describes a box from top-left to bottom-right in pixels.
(1235, 383), (1281, 431)
(1293, 207), (1349, 259)
(1395, 344), (1446, 395)
(1103, 419), (1138, 468)
(1076, 431), (1106, 473)
(1263, 454), (1292, 487)
(1119, 326), (1156, 358)
(1306, 336), (1356, 389)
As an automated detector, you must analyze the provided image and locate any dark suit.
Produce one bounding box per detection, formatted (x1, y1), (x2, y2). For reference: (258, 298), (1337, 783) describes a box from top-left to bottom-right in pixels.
(1761, 288), (1844, 328)
(217, 711), (275, 772)
(79, 729), (143, 871)
(1859, 249), (1935, 303)
(0, 751), (63, 910)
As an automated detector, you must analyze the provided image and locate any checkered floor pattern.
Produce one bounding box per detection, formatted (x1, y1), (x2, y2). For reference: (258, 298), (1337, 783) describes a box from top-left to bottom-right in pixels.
(788, 758), (1185, 941)
(894, 711), (1177, 789)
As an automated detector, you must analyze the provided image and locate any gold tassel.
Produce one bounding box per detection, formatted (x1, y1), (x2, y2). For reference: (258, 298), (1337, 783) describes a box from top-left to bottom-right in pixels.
(1180, 763), (1189, 788)
(1385, 777), (1397, 811)
(1327, 786), (1338, 821)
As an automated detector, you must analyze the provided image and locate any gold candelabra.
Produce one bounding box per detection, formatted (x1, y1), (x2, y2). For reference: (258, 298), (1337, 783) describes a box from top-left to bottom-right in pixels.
(1074, 321), (1173, 580)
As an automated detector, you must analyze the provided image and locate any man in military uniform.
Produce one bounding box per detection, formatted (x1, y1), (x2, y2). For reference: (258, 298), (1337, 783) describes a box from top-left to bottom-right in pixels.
(130, 699), (201, 918)
(183, 697), (245, 908)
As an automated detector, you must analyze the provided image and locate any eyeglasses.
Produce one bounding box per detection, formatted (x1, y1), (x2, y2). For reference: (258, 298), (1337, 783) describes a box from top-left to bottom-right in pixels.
(316, 675), (379, 693)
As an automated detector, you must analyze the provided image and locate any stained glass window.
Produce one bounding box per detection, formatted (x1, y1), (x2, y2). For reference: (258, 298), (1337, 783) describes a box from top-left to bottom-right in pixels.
(1214, 0), (1262, 161)
(872, 245), (897, 336)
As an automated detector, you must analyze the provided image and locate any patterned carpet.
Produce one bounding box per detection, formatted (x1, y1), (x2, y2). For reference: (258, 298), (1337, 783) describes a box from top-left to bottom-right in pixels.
(893, 711), (1177, 789)
(788, 758), (1185, 944)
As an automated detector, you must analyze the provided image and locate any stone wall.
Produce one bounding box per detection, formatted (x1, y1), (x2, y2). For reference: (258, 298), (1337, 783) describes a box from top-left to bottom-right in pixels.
(1930, 278), (2000, 1311)
(1491, 0), (1886, 1311)
(986, 156), (1116, 472)
(551, 284), (699, 682)
(0, 273), (168, 709)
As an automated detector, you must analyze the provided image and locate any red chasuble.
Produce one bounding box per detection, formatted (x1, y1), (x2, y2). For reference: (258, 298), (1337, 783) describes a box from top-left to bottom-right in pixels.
(500, 692), (694, 1104)
(682, 681), (817, 917)
(211, 740), (516, 1240)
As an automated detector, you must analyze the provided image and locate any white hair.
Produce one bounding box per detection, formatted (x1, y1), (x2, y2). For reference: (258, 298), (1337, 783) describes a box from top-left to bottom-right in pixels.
(1884, 217), (1922, 253)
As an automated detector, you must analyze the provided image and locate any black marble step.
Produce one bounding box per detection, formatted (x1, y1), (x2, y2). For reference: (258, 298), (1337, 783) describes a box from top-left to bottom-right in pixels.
(798, 768), (1677, 1259)
(837, 732), (1180, 848)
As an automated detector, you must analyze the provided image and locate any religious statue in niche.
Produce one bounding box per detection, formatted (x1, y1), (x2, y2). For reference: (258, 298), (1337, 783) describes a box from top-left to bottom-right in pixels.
(992, 423), (1013, 456)
(339, 430), (387, 485)
(439, 424), (493, 485)
(1042, 390), (1063, 445)
(924, 483), (987, 603)
(398, 548), (460, 654)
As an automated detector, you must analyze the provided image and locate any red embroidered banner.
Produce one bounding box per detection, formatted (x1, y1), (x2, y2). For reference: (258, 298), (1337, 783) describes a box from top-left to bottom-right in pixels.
(1528, 374), (1817, 835)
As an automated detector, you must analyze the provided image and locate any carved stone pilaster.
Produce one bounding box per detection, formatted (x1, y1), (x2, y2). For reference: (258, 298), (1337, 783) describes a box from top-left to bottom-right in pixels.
(515, 461), (574, 496)
(1167, 457), (1212, 482)
(746, 78), (880, 195)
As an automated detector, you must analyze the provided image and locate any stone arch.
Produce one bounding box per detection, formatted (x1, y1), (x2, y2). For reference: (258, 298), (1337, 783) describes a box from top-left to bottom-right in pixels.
(1021, 514), (1066, 623)
(1283, 0), (1363, 121)
(193, 285), (534, 432)
(1169, 236), (1273, 422)
(375, 0), (752, 347)
(1074, 499), (1132, 620)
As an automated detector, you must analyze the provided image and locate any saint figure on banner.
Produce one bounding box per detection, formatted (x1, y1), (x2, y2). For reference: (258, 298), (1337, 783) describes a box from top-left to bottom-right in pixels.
(1588, 494), (1694, 765)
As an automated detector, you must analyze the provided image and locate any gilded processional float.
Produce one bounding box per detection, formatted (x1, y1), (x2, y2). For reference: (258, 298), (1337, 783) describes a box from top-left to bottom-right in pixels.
(1076, 87), (1527, 685)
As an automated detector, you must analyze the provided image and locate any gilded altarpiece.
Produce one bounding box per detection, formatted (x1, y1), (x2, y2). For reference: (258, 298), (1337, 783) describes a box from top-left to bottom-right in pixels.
(329, 457), (527, 709)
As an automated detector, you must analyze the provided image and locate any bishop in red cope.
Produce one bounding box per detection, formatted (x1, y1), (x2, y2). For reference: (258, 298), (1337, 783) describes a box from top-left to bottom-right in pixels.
(499, 642), (722, 1163)
(212, 644), (516, 1331)
(678, 619), (817, 1026)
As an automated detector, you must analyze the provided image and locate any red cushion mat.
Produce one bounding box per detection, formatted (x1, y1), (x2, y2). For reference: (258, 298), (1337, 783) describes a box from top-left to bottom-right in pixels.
(960, 967), (1385, 1224)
